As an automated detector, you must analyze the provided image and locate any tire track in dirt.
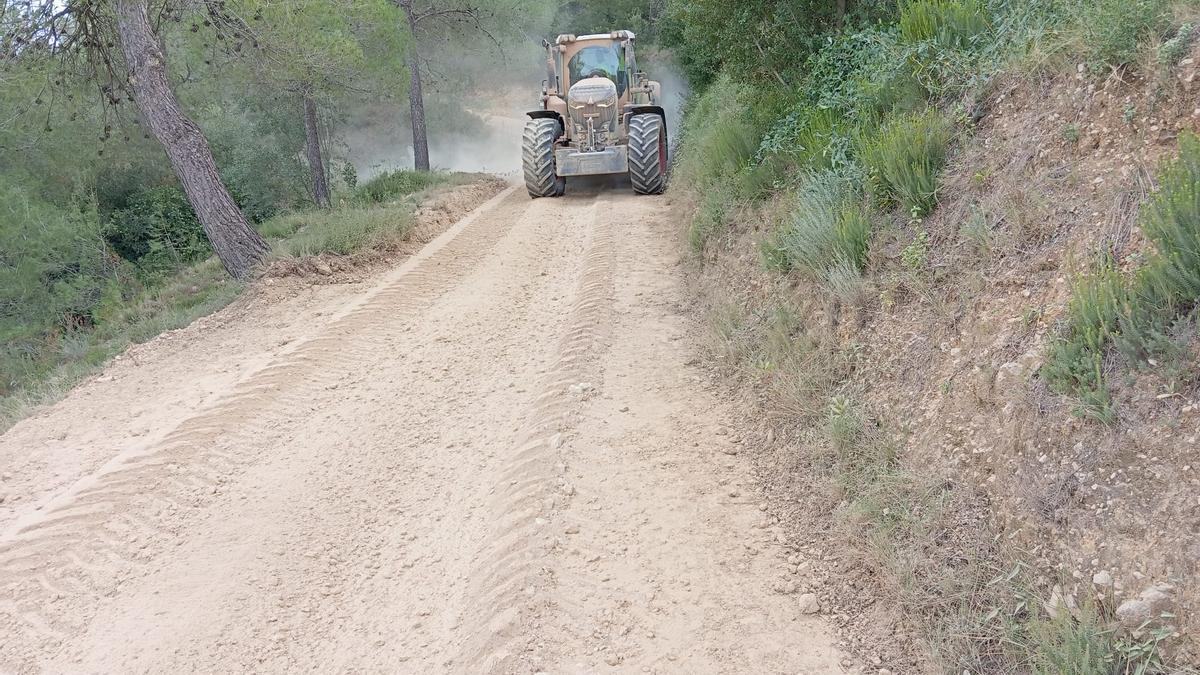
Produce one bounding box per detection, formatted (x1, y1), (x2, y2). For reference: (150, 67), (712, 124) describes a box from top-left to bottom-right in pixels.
(457, 194), (615, 672)
(0, 186), (524, 670)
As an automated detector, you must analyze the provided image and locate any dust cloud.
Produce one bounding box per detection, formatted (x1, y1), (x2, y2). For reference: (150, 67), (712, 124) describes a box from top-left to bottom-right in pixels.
(339, 41), (690, 180)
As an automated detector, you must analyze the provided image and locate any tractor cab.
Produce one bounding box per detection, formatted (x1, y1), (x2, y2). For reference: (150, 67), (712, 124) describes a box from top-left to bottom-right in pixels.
(521, 30), (667, 197)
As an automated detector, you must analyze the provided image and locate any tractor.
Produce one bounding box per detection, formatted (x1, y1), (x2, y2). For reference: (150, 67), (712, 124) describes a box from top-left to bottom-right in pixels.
(522, 30), (667, 198)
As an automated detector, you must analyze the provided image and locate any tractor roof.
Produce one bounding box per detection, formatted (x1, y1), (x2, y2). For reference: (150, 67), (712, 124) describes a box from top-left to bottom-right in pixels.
(555, 30), (635, 45)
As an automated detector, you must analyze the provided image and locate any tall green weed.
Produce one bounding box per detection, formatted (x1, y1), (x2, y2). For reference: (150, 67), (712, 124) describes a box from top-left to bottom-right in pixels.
(899, 0), (991, 49)
(859, 109), (952, 216)
(768, 170), (874, 294)
(1044, 133), (1200, 419)
(1077, 0), (1173, 68)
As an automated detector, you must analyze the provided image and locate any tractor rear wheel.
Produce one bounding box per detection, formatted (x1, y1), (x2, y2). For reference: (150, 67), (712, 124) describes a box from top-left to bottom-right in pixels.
(628, 114), (667, 195)
(522, 118), (566, 198)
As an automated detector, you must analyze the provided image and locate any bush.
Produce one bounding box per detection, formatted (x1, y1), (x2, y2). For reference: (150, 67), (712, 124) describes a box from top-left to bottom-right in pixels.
(0, 179), (122, 394)
(279, 204), (417, 257)
(354, 169), (446, 204)
(859, 108), (952, 216)
(674, 75), (759, 189)
(1044, 133), (1200, 419)
(899, 0), (991, 49)
(1077, 0), (1172, 68)
(687, 184), (733, 253)
(1040, 262), (1124, 423)
(1115, 132), (1200, 360)
(104, 186), (211, 278)
(770, 170), (874, 290)
(759, 106), (856, 173)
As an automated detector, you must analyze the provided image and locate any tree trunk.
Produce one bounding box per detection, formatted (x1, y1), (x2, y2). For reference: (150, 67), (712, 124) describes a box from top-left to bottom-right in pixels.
(303, 95), (331, 208)
(836, 0), (847, 29)
(114, 0), (269, 280)
(402, 3), (431, 172)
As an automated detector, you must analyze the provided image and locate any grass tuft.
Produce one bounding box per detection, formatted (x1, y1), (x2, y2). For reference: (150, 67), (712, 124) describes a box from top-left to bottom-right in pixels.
(899, 0), (991, 50)
(1076, 0), (1173, 69)
(1044, 132), (1200, 420)
(768, 170), (875, 295)
(859, 109), (952, 217)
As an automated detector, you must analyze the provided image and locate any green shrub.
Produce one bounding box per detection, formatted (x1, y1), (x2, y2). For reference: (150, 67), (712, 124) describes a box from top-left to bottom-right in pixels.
(1012, 594), (1177, 675)
(1078, 0), (1172, 68)
(0, 179), (123, 395)
(104, 186), (211, 278)
(899, 0), (991, 49)
(1158, 23), (1196, 70)
(759, 106), (856, 173)
(733, 153), (793, 200)
(688, 185), (733, 253)
(674, 75), (759, 190)
(770, 170), (874, 290)
(1115, 132), (1200, 360)
(860, 67), (930, 119)
(355, 169), (446, 204)
(1044, 133), (1200, 419)
(282, 204), (417, 257)
(859, 109), (952, 216)
(1041, 262), (1125, 423)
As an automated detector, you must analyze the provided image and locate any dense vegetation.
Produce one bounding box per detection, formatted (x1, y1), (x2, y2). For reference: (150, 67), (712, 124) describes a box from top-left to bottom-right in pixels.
(660, 0), (1200, 671)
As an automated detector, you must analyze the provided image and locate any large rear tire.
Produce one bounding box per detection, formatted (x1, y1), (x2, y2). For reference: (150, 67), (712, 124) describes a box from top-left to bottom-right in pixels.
(628, 114), (667, 195)
(522, 118), (566, 198)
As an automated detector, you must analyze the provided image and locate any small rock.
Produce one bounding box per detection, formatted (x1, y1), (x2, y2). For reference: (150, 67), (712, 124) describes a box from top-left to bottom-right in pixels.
(797, 593), (820, 614)
(773, 580), (798, 595)
(1092, 571), (1113, 586)
(1116, 599), (1152, 627)
(564, 524), (580, 535)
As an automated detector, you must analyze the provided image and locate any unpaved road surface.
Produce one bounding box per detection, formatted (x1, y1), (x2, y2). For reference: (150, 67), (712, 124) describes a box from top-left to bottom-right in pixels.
(0, 183), (845, 673)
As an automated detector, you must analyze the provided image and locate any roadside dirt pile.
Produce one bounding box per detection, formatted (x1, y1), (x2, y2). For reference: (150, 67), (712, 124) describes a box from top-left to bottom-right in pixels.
(684, 48), (1200, 670)
(266, 178), (507, 282)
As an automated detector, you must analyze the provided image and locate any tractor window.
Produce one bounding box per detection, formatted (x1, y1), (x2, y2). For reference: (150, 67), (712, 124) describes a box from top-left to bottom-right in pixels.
(567, 45), (627, 95)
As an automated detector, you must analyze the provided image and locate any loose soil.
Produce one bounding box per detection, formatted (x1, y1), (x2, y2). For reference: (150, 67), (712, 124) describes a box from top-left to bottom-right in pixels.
(0, 181), (850, 673)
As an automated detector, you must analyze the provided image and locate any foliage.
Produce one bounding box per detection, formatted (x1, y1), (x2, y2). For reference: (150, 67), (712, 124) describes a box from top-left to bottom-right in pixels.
(0, 178), (122, 395)
(664, 0), (899, 87)
(554, 0), (669, 44)
(859, 108), (952, 216)
(900, 229), (930, 272)
(255, 170), (453, 256)
(354, 169), (447, 205)
(1077, 0), (1173, 68)
(770, 170), (873, 287)
(230, 0), (408, 97)
(898, 0), (991, 50)
(1115, 132), (1200, 361)
(1158, 23), (1196, 70)
(1012, 596), (1178, 675)
(1042, 261), (1124, 423)
(1043, 133), (1200, 421)
(687, 183), (734, 253)
(759, 106), (856, 173)
(673, 75), (759, 189)
(104, 186), (211, 279)
(280, 204), (417, 257)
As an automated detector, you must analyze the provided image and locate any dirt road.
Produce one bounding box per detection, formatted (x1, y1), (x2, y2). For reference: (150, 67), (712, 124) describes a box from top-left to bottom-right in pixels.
(0, 183), (846, 673)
